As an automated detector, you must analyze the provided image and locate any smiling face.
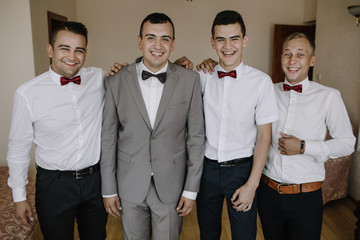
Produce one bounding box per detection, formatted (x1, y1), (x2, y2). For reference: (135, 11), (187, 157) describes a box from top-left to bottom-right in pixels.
(281, 38), (316, 85)
(47, 30), (87, 79)
(211, 23), (248, 72)
(138, 21), (175, 73)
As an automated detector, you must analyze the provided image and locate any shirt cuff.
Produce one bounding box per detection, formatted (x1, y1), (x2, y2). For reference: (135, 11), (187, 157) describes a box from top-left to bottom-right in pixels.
(12, 187), (27, 203)
(102, 194), (118, 198)
(304, 140), (330, 162)
(182, 190), (197, 200)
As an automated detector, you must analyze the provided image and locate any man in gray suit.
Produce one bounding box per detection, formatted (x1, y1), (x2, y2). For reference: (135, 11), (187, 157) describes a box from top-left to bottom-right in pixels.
(100, 12), (205, 240)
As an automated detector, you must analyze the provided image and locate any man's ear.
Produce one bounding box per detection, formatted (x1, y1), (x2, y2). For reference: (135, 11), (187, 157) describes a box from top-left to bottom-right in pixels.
(47, 44), (53, 58)
(211, 37), (215, 49)
(243, 34), (249, 47)
(170, 38), (175, 53)
(137, 35), (142, 51)
(310, 55), (316, 67)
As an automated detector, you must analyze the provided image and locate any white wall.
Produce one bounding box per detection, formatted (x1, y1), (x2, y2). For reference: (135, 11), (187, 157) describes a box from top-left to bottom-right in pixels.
(0, 0), (35, 167)
(304, 0), (317, 22)
(314, 0), (360, 200)
(75, 0), (306, 75)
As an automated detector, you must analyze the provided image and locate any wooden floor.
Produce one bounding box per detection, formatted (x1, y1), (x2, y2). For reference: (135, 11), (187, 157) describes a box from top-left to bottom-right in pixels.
(73, 197), (357, 240)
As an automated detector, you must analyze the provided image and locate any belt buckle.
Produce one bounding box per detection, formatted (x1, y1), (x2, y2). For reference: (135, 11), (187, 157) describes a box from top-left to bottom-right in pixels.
(75, 170), (83, 179)
(219, 160), (235, 167)
(219, 163), (235, 167)
(276, 183), (288, 194)
(75, 166), (94, 179)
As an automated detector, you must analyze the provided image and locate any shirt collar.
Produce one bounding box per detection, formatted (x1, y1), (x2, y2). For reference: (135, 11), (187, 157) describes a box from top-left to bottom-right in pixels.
(283, 77), (310, 93)
(49, 66), (83, 86)
(215, 61), (245, 80)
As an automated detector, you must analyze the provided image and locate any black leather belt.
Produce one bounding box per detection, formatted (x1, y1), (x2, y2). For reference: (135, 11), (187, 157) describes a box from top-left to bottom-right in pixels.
(36, 163), (100, 179)
(205, 156), (253, 167)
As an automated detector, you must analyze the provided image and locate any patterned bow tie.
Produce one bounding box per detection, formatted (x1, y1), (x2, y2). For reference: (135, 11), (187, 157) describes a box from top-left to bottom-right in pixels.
(60, 76), (81, 86)
(142, 70), (167, 84)
(283, 84), (302, 93)
(217, 70), (237, 79)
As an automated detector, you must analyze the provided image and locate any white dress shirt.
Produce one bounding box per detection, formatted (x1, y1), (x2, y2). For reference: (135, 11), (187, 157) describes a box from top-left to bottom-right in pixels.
(198, 62), (278, 162)
(7, 67), (105, 202)
(137, 62), (165, 129)
(263, 78), (356, 184)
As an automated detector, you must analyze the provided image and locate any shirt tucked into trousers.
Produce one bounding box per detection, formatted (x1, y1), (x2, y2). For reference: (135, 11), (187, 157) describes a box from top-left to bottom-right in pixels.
(196, 63), (278, 240)
(7, 67), (108, 240)
(258, 78), (355, 240)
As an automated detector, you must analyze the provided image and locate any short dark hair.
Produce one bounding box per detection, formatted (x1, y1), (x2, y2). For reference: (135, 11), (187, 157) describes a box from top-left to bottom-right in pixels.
(211, 10), (246, 38)
(139, 12), (175, 39)
(50, 21), (88, 47)
(283, 32), (315, 55)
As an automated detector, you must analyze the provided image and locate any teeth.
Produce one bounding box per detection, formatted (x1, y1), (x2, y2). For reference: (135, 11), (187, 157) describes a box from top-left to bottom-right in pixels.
(151, 52), (163, 56)
(223, 51), (235, 56)
(288, 67), (299, 71)
(64, 62), (76, 65)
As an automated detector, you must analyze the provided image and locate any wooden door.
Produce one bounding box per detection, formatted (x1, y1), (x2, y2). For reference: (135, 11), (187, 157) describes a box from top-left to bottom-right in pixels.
(271, 24), (316, 83)
(47, 11), (67, 43)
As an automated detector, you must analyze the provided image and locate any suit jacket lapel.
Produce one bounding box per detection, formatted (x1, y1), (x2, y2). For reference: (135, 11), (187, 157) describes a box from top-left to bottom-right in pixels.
(153, 62), (178, 131)
(125, 62), (152, 130)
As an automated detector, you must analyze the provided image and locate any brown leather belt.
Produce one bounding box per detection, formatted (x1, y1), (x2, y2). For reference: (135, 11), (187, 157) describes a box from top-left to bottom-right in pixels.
(261, 174), (321, 194)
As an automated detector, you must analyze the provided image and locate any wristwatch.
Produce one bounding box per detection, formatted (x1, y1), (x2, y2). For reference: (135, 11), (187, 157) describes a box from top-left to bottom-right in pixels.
(300, 140), (305, 154)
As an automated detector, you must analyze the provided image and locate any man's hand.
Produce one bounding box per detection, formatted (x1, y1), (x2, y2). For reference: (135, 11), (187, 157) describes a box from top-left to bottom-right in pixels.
(106, 62), (129, 77)
(176, 196), (195, 217)
(14, 200), (34, 226)
(196, 58), (218, 74)
(103, 196), (122, 217)
(174, 56), (194, 70)
(231, 183), (256, 212)
(278, 132), (303, 155)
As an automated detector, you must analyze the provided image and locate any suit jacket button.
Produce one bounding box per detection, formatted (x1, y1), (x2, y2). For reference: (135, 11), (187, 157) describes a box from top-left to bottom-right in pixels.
(151, 137), (155, 140)
(149, 159), (152, 162)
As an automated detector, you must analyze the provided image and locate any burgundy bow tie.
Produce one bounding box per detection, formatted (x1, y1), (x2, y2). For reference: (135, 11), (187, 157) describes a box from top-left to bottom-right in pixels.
(217, 70), (237, 79)
(60, 76), (81, 86)
(283, 84), (302, 93)
(142, 70), (167, 84)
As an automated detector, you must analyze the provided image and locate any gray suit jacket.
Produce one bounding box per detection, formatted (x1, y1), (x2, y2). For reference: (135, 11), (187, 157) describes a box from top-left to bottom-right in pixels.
(100, 60), (205, 204)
